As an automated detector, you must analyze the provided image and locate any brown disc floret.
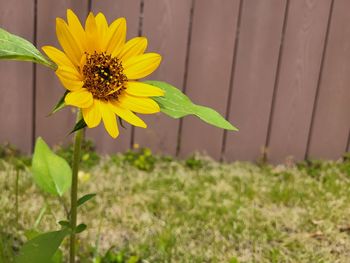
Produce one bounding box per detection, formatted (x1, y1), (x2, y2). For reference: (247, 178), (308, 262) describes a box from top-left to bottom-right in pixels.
(82, 52), (128, 101)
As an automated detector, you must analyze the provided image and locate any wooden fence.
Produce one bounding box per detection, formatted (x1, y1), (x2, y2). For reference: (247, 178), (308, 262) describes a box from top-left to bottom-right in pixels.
(0, 0), (349, 163)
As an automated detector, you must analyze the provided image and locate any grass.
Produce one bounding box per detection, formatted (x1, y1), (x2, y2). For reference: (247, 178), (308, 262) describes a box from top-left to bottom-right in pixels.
(1, 145), (350, 262)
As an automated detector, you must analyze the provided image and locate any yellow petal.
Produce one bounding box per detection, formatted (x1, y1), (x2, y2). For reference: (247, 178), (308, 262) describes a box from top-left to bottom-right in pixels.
(118, 37), (147, 61)
(104, 17), (126, 56)
(56, 18), (83, 65)
(126, 81), (164, 97)
(100, 101), (119, 138)
(66, 9), (87, 50)
(109, 102), (147, 128)
(118, 93), (160, 114)
(82, 100), (102, 128)
(56, 74), (83, 91)
(56, 66), (82, 81)
(107, 86), (123, 96)
(79, 54), (87, 75)
(123, 53), (161, 80)
(85, 12), (100, 53)
(42, 46), (75, 68)
(65, 88), (93, 108)
(95, 13), (108, 40)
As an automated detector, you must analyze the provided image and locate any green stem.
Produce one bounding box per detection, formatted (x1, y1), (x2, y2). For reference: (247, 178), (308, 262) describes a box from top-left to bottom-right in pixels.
(69, 111), (84, 263)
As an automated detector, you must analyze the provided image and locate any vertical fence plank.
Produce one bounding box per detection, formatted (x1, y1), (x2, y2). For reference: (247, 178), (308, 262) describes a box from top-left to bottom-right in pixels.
(222, 0), (287, 162)
(179, 0), (240, 160)
(87, 0), (140, 153)
(36, 1), (88, 147)
(132, 0), (192, 155)
(307, 0), (350, 160)
(0, 0), (34, 153)
(266, 0), (332, 163)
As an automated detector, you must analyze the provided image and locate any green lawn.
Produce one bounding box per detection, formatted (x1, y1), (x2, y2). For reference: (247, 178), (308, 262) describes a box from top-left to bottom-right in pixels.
(1, 146), (350, 262)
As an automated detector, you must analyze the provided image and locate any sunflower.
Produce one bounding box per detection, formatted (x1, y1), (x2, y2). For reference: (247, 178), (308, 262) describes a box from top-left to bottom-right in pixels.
(42, 9), (164, 138)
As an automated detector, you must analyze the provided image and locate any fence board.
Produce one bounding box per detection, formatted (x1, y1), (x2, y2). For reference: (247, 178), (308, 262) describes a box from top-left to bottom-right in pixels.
(0, 0), (34, 153)
(179, 0), (240, 160)
(266, 0), (332, 163)
(1, 0), (350, 162)
(307, 0), (350, 160)
(87, 0), (140, 154)
(35, 1), (88, 147)
(133, 0), (192, 155)
(222, 0), (287, 162)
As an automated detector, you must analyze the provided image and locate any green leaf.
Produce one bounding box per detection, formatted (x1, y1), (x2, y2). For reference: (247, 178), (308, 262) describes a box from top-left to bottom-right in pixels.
(32, 137), (72, 196)
(77, 193), (96, 207)
(0, 27), (56, 69)
(49, 91), (68, 116)
(51, 250), (63, 263)
(70, 118), (87, 134)
(75, 223), (87, 234)
(24, 229), (40, 241)
(192, 105), (238, 131)
(145, 81), (238, 131)
(15, 229), (69, 263)
(58, 220), (70, 228)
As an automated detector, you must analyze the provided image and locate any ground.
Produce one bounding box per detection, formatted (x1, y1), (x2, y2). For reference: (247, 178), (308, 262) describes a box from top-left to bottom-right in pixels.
(1, 145), (350, 263)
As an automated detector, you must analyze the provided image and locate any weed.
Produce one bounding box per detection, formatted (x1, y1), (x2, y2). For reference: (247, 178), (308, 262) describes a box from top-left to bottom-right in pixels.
(185, 155), (204, 170)
(123, 148), (156, 172)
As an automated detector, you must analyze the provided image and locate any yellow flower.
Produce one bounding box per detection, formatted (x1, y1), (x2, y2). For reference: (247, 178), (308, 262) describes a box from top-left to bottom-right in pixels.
(42, 10), (164, 138)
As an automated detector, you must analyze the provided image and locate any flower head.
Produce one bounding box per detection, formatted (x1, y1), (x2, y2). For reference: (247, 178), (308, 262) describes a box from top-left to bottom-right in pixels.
(43, 10), (164, 138)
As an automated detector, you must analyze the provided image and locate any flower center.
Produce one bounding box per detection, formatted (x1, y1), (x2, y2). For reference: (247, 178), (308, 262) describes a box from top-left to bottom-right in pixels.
(82, 52), (127, 101)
